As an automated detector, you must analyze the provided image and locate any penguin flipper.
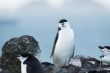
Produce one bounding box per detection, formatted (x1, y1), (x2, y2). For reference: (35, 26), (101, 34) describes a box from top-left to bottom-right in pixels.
(50, 31), (59, 58)
(71, 45), (75, 58)
(50, 27), (61, 58)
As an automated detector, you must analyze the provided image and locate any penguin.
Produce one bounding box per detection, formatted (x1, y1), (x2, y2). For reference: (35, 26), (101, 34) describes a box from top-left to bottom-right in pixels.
(16, 53), (44, 73)
(99, 46), (110, 65)
(50, 19), (75, 66)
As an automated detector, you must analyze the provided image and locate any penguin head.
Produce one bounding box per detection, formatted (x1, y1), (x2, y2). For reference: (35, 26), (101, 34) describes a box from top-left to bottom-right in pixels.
(59, 19), (67, 23)
(58, 19), (70, 29)
(16, 53), (33, 62)
(99, 46), (104, 49)
(99, 46), (110, 52)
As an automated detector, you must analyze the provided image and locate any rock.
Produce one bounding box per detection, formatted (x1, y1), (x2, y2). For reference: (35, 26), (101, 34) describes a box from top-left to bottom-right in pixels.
(88, 70), (108, 73)
(70, 55), (100, 71)
(1, 35), (110, 73)
(41, 62), (59, 73)
(41, 62), (81, 73)
(40, 55), (101, 73)
(1, 35), (41, 73)
(41, 62), (54, 68)
(41, 62), (55, 73)
(65, 65), (81, 73)
(69, 57), (82, 67)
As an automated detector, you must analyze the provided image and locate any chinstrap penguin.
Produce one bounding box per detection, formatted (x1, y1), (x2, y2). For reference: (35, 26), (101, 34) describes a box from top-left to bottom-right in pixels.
(16, 53), (44, 73)
(50, 19), (75, 66)
(99, 46), (110, 65)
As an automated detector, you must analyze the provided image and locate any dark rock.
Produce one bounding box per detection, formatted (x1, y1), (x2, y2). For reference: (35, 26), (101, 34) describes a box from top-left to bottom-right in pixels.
(65, 65), (81, 73)
(41, 62), (57, 73)
(88, 70), (108, 73)
(41, 62), (55, 73)
(41, 62), (54, 68)
(41, 62), (81, 73)
(1, 35), (41, 73)
(70, 55), (100, 71)
(40, 55), (102, 73)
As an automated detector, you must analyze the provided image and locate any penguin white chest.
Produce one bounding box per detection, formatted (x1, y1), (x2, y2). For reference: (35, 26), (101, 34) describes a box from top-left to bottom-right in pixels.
(21, 62), (27, 73)
(53, 28), (75, 66)
(18, 57), (28, 73)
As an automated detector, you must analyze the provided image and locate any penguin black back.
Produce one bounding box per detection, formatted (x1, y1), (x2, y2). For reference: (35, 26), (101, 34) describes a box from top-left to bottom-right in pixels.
(22, 53), (44, 73)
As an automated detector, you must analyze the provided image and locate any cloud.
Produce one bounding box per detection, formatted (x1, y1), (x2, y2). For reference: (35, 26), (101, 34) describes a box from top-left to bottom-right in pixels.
(46, 0), (65, 9)
(0, 0), (34, 12)
(94, 0), (110, 11)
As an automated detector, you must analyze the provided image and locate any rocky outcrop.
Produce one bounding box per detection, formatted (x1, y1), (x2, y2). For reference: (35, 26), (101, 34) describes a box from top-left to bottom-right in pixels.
(88, 70), (108, 73)
(0, 35), (110, 73)
(71, 55), (100, 70)
(1, 35), (41, 73)
(41, 55), (110, 73)
(41, 62), (81, 73)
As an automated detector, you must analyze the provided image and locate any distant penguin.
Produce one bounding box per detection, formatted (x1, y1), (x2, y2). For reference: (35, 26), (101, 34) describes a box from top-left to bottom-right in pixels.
(99, 46), (110, 65)
(16, 53), (44, 73)
(50, 19), (75, 66)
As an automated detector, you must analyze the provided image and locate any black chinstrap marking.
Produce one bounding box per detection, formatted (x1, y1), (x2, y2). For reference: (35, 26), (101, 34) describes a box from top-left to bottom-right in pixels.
(59, 19), (68, 23)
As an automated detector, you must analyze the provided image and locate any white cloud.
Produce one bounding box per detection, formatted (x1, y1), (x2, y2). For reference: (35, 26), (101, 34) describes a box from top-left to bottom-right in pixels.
(46, 0), (65, 9)
(0, 0), (32, 12)
(94, 0), (110, 11)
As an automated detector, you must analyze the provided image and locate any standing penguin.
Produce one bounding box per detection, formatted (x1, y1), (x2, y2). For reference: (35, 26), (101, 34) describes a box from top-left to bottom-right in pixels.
(99, 46), (110, 65)
(50, 19), (75, 66)
(16, 53), (44, 73)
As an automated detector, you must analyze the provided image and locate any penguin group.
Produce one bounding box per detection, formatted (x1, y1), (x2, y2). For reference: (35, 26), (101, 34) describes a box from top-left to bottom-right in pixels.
(14, 19), (110, 73)
(15, 19), (75, 73)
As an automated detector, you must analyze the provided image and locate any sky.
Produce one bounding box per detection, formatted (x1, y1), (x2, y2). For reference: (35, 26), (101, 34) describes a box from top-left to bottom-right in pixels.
(0, 0), (110, 62)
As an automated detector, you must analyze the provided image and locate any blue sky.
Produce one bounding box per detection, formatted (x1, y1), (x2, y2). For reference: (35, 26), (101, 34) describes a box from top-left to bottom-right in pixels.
(0, 0), (110, 62)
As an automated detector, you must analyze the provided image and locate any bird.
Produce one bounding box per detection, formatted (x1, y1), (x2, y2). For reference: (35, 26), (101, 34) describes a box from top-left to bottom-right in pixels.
(50, 19), (75, 67)
(99, 46), (110, 65)
(16, 53), (44, 73)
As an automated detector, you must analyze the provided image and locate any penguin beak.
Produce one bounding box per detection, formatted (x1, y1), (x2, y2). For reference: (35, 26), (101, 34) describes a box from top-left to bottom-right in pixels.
(62, 22), (64, 25)
(61, 23), (65, 27)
